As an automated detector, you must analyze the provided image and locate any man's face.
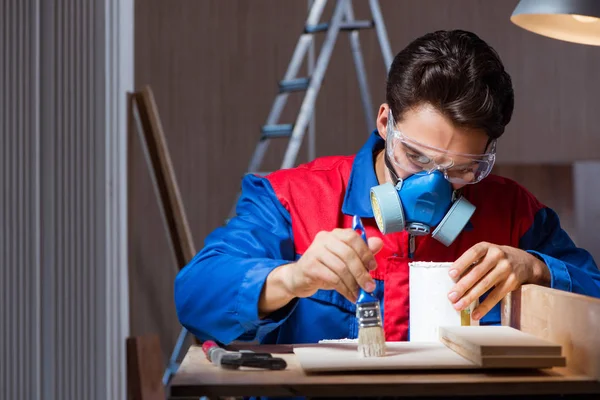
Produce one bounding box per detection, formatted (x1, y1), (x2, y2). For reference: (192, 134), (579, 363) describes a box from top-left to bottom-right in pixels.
(376, 103), (491, 190)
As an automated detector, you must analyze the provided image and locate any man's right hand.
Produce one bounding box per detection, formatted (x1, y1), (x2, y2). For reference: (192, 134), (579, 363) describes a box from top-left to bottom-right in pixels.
(259, 228), (384, 317)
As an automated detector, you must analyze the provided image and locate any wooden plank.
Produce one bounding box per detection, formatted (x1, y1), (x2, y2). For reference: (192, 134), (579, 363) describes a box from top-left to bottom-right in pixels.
(517, 284), (600, 380)
(293, 342), (476, 372)
(439, 326), (562, 356)
(127, 335), (166, 400)
(439, 326), (565, 369)
(169, 346), (600, 399)
(461, 355), (565, 369)
(131, 86), (196, 270)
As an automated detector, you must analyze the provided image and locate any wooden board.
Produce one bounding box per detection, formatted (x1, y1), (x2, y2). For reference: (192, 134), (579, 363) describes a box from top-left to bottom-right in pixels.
(516, 284), (600, 380)
(126, 335), (166, 400)
(169, 345), (600, 399)
(293, 342), (477, 373)
(131, 87), (196, 270)
(439, 326), (565, 369)
(440, 326), (562, 356)
(294, 327), (567, 373)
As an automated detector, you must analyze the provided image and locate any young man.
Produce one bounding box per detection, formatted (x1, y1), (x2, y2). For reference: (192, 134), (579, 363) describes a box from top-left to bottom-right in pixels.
(175, 30), (600, 345)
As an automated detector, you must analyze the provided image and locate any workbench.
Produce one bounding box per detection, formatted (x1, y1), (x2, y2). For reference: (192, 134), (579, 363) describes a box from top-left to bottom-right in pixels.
(168, 285), (600, 399)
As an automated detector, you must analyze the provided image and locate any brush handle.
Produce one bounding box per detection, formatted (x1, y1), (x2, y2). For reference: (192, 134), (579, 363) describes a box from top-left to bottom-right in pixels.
(352, 215), (368, 243)
(352, 215), (379, 303)
(357, 288), (378, 303)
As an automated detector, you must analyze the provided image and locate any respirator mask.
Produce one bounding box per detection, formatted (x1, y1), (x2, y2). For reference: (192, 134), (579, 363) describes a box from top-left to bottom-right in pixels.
(369, 111), (497, 246)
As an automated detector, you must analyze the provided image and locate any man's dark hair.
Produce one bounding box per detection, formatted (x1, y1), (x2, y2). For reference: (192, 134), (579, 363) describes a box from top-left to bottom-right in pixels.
(386, 30), (514, 140)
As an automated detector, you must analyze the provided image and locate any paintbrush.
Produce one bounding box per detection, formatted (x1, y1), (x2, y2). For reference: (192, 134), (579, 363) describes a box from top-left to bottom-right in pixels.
(352, 215), (386, 357)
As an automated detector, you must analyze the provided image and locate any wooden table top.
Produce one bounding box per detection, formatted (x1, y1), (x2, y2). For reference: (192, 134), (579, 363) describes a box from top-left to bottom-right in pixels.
(168, 345), (600, 399)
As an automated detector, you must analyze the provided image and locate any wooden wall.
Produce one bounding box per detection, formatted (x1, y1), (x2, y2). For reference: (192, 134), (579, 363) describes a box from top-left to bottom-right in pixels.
(131, 0), (600, 357)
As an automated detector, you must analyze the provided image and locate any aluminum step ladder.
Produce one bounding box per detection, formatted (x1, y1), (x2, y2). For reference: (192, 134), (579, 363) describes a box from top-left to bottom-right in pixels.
(164, 0), (394, 386)
(227, 0), (394, 220)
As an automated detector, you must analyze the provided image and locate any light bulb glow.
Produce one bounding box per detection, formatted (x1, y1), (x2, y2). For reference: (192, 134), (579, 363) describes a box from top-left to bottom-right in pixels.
(572, 14), (599, 23)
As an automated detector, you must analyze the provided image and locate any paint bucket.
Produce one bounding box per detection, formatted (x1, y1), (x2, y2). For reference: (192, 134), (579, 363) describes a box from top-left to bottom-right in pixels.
(409, 261), (479, 342)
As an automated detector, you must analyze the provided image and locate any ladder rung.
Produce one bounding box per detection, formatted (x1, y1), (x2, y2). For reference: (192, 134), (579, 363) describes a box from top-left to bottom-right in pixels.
(304, 22), (329, 33)
(261, 124), (293, 139)
(279, 77), (310, 93)
(305, 20), (373, 34)
(341, 20), (374, 31)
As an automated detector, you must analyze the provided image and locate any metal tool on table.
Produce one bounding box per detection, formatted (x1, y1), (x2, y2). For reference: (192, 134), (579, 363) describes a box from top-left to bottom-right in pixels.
(202, 341), (288, 370)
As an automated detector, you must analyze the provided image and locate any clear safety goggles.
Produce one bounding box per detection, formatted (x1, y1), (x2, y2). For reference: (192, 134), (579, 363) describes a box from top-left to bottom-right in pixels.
(386, 111), (496, 184)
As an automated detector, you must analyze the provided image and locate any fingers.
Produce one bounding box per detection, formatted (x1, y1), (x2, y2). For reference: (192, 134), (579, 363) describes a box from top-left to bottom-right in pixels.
(304, 228), (379, 300)
(333, 228), (378, 271)
(448, 246), (504, 305)
(449, 242), (490, 280)
(471, 277), (518, 320)
(316, 250), (360, 300)
(324, 234), (376, 293)
(310, 261), (357, 303)
(451, 259), (512, 312)
(367, 237), (384, 256)
(449, 242), (527, 321)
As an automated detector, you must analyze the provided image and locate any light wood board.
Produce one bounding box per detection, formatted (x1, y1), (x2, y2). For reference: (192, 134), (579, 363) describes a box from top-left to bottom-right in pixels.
(440, 326), (561, 356)
(293, 342), (477, 373)
(439, 326), (565, 369)
(517, 284), (600, 380)
(439, 326), (562, 357)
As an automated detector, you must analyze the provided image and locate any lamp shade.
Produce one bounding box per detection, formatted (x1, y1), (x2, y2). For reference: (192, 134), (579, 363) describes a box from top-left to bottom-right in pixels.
(511, 0), (600, 46)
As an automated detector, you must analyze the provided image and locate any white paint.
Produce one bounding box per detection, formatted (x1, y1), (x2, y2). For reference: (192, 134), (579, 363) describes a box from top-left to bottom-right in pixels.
(409, 262), (477, 342)
(318, 338), (358, 343)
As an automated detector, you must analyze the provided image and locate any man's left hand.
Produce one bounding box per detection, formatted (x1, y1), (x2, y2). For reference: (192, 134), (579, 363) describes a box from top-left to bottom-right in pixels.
(448, 242), (551, 320)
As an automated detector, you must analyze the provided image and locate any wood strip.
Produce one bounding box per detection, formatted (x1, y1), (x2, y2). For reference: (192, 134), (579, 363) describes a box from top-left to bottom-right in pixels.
(132, 86), (196, 269)
(477, 356), (565, 369)
(127, 335), (166, 400)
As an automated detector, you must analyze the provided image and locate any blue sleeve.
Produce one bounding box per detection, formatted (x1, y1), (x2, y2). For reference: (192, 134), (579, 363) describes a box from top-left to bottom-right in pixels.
(520, 207), (600, 298)
(174, 174), (298, 344)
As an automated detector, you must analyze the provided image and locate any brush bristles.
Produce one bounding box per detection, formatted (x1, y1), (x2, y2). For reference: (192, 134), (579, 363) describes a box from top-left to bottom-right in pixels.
(357, 325), (386, 357)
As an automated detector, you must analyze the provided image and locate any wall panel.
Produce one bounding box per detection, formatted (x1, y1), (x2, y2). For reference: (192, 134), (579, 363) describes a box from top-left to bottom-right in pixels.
(1, 0), (132, 398)
(1, 1), (40, 398)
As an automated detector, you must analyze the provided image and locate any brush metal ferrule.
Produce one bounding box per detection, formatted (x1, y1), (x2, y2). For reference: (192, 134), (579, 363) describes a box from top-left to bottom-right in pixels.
(356, 301), (382, 328)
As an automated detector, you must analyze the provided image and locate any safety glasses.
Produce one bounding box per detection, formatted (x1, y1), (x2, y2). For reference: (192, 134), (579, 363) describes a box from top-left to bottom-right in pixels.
(386, 111), (496, 184)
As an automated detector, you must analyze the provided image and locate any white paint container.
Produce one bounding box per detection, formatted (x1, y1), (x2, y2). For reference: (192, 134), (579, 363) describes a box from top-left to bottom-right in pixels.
(409, 261), (478, 342)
